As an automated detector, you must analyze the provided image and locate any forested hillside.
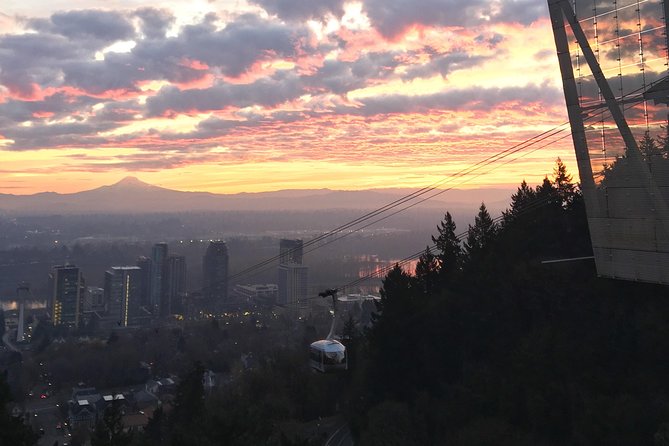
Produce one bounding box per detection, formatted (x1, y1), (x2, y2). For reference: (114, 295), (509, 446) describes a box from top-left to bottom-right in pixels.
(352, 159), (669, 445)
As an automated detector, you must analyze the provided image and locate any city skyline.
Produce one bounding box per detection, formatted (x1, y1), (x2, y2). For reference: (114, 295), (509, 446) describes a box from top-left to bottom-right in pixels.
(1, 0), (578, 195)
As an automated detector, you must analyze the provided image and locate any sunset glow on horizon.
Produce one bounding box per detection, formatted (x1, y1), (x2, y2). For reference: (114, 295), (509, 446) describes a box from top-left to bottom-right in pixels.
(0, 0), (578, 195)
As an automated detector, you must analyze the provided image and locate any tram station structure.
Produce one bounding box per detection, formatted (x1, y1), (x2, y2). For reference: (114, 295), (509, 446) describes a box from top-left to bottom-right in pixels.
(549, 0), (669, 283)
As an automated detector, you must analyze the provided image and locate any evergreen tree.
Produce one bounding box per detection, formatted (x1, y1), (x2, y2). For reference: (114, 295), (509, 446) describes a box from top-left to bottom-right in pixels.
(536, 176), (555, 197)
(341, 313), (360, 369)
(553, 157), (576, 208)
(413, 246), (439, 295)
(364, 264), (423, 407)
(169, 362), (206, 445)
(341, 313), (358, 344)
(640, 131), (662, 161)
(657, 120), (669, 158)
(140, 405), (165, 446)
(535, 175), (560, 211)
(0, 372), (39, 446)
(368, 264), (413, 355)
(463, 203), (497, 261)
(502, 180), (536, 226)
(374, 264), (412, 316)
(90, 400), (132, 446)
(431, 212), (462, 281)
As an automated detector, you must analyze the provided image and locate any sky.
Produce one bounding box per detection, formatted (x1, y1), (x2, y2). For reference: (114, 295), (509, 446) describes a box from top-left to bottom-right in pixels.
(0, 0), (577, 195)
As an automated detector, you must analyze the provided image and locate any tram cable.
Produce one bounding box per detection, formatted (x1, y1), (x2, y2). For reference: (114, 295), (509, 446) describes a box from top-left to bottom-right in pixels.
(288, 188), (570, 308)
(341, 192), (561, 292)
(227, 123), (571, 283)
(223, 80), (653, 289)
(323, 83), (657, 296)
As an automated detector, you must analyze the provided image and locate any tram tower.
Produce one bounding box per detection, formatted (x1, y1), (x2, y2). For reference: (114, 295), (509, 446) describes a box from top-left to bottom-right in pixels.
(549, 0), (669, 283)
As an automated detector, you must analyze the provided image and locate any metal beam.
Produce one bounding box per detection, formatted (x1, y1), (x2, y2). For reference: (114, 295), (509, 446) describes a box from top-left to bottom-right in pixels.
(553, 0), (669, 236)
(556, 0), (641, 159)
(541, 256), (595, 264)
(547, 0), (600, 214)
(665, 0), (669, 40)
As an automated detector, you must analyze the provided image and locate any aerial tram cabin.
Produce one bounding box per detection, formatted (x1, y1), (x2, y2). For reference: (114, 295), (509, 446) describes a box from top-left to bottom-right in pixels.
(309, 339), (347, 373)
(310, 289), (348, 373)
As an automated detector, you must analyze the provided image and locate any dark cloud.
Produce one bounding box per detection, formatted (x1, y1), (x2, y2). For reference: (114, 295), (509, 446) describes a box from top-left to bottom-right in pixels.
(71, 152), (224, 171)
(146, 49), (404, 117)
(475, 32), (504, 48)
(113, 13), (309, 86)
(28, 10), (135, 43)
(90, 100), (143, 123)
(195, 117), (246, 134)
(363, 0), (492, 38)
(1, 121), (118, 150)
(339, 83), (563, 116)
(350, 52), (401, 79)
(173, 116), (265, 140)
(59, 48), (207, 96)
(2, 12), (309, 98)
(171, 14), (308, 77)
(576, 69), (666, 106)
(135, 7), (175, 39)
(178, 109), (309, 141)
(302, 52), (400, 94)
(0, 94), (99, 123)
(144, 84), (562, 145)
(3, 121), (114, 139)
(533, 49), (554, 61)
(2, 83), (563, 151)
(362, 0), (547, 39)
(249, 0), (347, 21)
(145, 71), (304, 116)
(495, 0), (548, 26)
(0, 33), (88, 97)
(402, 52), (491, 80)
(61, 55), (146, 95)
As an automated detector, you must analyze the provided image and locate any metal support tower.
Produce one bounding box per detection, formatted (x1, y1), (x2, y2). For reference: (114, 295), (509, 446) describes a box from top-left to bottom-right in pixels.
(548, 0), (669, 283)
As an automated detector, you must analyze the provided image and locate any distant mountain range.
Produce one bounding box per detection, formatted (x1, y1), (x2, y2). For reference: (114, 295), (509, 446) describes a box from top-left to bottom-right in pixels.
(0, 176), (514, 215)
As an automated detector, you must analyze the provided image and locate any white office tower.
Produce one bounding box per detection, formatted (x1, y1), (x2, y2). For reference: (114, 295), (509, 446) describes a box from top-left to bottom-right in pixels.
(277, 239), (308, 306)
(105, 266), (142, 327)
(277, 264), (308, 306)
(16, 282), (30, 343)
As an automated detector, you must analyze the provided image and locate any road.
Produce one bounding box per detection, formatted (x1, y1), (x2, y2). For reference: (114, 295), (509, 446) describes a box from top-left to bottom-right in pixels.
(25, 397), (71, 446)
(2, 330), (20, 352)
(20, 357), (71, 446)
(324, 422), (354, 446)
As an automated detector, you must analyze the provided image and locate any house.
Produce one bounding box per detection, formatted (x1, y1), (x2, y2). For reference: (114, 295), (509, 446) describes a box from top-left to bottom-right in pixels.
(122, 412), (150, 433)
(69, 399), (97, 429)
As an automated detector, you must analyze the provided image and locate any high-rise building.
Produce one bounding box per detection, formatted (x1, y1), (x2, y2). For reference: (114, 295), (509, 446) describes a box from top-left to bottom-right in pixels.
(150, 243), (168, 314)
(233, 284), (278, 306)
(105, 266), (142, 327)
(164, 255), (186, 316)
(85, 286), (105, 312)
(203, 241), (229, 302)
(50, 265), (84, 328)
(277, 264), (308, 305)
(278, 239), (307, 306)
(279, 239), (303, 265)
(16, 282), (29, 343)
(136, 256), (152, 308)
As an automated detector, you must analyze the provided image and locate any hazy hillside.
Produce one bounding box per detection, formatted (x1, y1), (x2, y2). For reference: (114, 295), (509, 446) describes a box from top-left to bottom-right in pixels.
(0, 176), (514, 215)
